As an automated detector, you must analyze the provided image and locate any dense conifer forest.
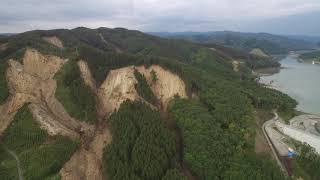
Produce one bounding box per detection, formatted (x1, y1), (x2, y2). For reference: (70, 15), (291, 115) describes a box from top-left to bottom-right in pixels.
(0, 27), (317, 180)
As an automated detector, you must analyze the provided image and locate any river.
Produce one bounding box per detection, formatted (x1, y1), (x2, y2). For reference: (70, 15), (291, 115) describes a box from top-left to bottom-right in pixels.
(260, 55), (320, 115)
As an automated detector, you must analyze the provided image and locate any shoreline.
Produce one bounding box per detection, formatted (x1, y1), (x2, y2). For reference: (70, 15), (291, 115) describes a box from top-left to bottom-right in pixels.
(253, 67), (282, 77)
(297, 58), (320, 65)
(256, 58), (320, 117)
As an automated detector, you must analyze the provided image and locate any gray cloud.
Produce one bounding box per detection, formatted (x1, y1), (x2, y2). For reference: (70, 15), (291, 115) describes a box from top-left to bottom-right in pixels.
(0, 0), (320, 35)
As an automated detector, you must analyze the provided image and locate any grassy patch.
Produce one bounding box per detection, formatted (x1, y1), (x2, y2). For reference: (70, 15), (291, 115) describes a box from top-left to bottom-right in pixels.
(55, 60), (97, 123)
(0, 104), (78, 180)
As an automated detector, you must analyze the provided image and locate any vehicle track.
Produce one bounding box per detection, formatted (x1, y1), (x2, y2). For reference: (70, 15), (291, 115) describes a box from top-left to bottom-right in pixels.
(1, 143), (24, 180)
(262, 111), (288, 176)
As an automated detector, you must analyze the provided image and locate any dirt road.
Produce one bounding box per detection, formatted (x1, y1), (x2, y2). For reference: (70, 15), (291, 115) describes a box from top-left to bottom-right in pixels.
(262, 111), (288, 175)
(1, 143), (24, 180)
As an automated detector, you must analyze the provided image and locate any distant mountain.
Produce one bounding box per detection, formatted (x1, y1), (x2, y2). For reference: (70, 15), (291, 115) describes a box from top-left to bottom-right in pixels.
(285, 35), (320, 44)
(0, 33), (16, 36)
(150, 31), (317, 54)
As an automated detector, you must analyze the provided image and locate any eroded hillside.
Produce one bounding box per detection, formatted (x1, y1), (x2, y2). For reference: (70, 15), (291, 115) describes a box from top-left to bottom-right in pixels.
(78, 60), (187, 118)
(0, 47), (188, 179)
(0, 49), (91, 139)
(0, 28), (299, 180)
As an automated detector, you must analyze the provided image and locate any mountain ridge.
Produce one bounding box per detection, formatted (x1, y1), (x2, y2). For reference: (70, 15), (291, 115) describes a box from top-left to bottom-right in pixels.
(0, 27), (298, 180)
(150, 30), (317, 54)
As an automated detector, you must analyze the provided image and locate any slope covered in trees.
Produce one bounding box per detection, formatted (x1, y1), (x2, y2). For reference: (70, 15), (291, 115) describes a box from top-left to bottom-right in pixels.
(0, 104), (78, 179)
(0, 27), (300, 180)
(169, 96), (286, 179)
(103, 101), (183, 180)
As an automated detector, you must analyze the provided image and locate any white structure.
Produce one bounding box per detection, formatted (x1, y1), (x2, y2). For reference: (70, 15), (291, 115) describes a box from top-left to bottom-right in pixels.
(275, 121), (320, 153)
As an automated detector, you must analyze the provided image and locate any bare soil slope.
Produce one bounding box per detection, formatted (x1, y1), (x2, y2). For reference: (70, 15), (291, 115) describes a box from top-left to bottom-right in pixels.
(0, 49), (93, 139)
(78, 61), (187, 118)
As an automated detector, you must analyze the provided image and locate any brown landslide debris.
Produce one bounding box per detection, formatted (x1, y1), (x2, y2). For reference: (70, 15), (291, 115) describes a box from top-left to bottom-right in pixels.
(78, 60), (187, 118)
(0, 48), (94, 139)
(0, 51), (188, 180)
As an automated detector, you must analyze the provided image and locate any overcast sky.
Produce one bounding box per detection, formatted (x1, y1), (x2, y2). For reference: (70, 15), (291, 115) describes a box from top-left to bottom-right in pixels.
(1, 0), (320, 35)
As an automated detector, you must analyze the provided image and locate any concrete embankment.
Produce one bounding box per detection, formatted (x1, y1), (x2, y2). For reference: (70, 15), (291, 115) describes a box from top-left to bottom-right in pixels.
(275, 121), (320, 153)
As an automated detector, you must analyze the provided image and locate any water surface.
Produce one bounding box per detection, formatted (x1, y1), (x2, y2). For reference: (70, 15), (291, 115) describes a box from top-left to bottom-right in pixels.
(260, 55), (320, 115)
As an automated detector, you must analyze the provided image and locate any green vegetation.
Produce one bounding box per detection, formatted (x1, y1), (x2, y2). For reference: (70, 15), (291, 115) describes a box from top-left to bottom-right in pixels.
(169, 98), (229, 179)
(103, 101), (182, 180)
(0, 28), (301, 179)
(300, 50), (320, 60)
(202, 43), (281, 69)
(190, 47), (235, 76)
(55, 60), (97, 123)
(157, 31), (314, 54)
(0, 61), (9, 104)
(293, 143), (320, 180)
(282, 139), (320, 180)
(134, 69), (157, 104)
(0, 104), (78, 180)
(151, 69), (158, 82)
(169, 98), (286, 179)
(242, 83), (297, 112)
(223, 153), (287, 180)
(161, 169), (186, 180)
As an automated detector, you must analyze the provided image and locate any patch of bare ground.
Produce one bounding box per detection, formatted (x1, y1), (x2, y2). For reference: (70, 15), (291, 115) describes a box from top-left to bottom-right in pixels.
(97, 66), (140, 117)
(60, 122), (111, 180)
(136, 65), (187, 110)
(0, 42), (8, 51)
(42, 36), (64, 49)
(0, 49), (112, 180)
(76, 61), (189, 179)
(232, 60), (240, 72)
(0, 49), (96, 139)
(78, 61), (186, 118)
(77, 60), (97, 93)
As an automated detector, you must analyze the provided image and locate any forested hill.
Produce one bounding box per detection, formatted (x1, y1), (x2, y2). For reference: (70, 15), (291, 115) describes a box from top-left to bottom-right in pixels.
(0, 27), (297, 180)
(151, 31), (316, 54)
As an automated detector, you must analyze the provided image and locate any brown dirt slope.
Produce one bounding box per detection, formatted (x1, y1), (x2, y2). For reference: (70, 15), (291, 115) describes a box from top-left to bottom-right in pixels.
(78, 61), (187, 118)
(0, 49), (93, 139)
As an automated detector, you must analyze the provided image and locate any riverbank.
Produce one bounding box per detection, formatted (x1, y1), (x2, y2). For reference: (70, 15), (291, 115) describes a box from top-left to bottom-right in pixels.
(259, 54), (320, 115)
(297, 58), (320, 64)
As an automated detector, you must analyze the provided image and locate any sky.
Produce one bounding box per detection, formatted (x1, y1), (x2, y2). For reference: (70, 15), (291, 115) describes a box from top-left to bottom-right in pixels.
(1, 0), (320, 35)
